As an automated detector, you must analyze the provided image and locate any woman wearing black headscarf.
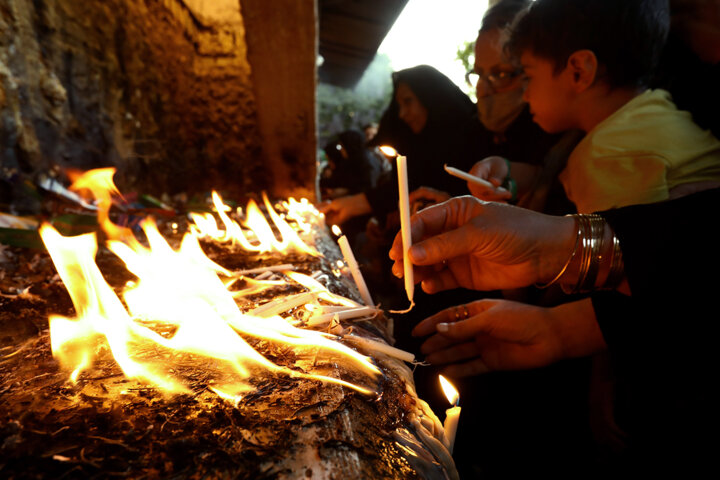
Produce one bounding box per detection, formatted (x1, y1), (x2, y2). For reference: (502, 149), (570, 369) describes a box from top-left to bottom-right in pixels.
(319, 64), (485, 227)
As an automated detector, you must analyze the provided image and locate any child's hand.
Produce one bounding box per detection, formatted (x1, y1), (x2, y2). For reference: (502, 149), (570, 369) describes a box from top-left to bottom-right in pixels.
(468, 156), (512, 201)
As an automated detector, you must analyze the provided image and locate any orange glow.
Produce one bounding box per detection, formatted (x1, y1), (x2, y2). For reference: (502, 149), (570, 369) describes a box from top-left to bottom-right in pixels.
(189, 191), (320, 256)
(40, 168), (379, 399)
(379, 145), (398, 157)
(439, 375), (459, 405)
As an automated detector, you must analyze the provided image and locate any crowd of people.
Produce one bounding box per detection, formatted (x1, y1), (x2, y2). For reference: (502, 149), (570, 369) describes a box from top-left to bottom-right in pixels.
(318, 0), (720, 477)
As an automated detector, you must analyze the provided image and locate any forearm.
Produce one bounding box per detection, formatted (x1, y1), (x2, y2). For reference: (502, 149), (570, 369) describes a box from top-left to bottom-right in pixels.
(550, 299), (607, 359)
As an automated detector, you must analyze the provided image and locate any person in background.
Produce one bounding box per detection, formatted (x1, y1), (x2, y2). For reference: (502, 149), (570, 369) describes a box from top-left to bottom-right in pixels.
(507, 0), (720, 213)
(319, 129), (387, 244)
(652, 0), (720, 138)
(319, 65), (484, 230)
(388, 190), (720, 476)
(464, 0), (580, 216)
(319, 129), (385, 201)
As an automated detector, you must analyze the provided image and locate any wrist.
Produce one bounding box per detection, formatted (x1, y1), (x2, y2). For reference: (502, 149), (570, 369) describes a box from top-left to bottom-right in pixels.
(555, 214), (625, 293)
(535, 215), (578, 288)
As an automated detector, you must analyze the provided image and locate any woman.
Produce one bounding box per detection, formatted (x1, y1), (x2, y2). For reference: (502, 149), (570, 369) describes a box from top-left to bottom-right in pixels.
(319, 64), (484, 227)
(465, 0), (579, 216)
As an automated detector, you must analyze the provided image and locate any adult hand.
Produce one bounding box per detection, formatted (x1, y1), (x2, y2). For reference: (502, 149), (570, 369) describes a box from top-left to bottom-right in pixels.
(317, 193), (371, 226)
(413, 298), (606, 377)
(468, 156), (512, 201)
(388, 196), (575, 293)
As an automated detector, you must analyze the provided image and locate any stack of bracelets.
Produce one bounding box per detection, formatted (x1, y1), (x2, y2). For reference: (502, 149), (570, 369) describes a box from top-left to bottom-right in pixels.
(536, 214), (624, 293)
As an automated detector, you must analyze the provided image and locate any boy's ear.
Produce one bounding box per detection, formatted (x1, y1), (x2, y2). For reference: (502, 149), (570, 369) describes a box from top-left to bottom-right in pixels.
(566, 50), (598, 92)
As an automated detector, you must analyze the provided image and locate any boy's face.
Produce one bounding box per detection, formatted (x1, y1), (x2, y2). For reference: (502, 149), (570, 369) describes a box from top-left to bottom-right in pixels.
(520, 51), (578, 133)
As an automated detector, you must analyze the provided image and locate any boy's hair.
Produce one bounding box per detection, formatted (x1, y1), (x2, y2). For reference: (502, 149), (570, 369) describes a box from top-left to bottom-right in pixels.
(507, 0), (670, 88)
(480, 0), (532, 32)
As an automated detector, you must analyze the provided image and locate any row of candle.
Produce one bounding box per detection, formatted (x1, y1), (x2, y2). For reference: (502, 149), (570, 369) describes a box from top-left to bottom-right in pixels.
(327, 148), (460, 455)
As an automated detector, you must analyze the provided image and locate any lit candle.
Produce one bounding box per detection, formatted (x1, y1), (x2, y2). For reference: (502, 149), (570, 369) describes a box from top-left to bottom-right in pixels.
(396, 154), (415, 304)
(439, 375), (461, 454)
(331, 225), (374, 307)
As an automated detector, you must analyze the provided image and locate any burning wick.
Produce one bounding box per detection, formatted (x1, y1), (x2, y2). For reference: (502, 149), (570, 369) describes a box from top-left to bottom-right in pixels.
(439, 375), (461, 454)
(331, 225), (374, 307)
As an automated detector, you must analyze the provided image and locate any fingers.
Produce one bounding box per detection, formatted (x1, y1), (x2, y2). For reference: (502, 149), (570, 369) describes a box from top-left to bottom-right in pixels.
(412, 299), (496, 340)
(468, 184), (512, 202)
(409, 225), (476, 266)
(420, 270), (460, 294)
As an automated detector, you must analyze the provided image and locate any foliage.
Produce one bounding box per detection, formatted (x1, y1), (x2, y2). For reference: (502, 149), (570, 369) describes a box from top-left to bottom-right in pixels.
(317, 54), (394, 149)
(456, 40), (476, 101)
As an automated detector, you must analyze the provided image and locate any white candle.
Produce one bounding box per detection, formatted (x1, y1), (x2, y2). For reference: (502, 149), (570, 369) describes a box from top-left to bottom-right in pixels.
(439, 375), (461, 454)
(444, 164), (500, 190)
(248, 291), (318, 317)
(396, 155), (414, 304)
(332, 225), (374, 307)
(305, 306), (377, 327)
(346, 335), (415, 363)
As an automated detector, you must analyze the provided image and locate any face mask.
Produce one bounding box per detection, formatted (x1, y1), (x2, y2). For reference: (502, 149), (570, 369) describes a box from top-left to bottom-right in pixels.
(476, 88), (526, 133)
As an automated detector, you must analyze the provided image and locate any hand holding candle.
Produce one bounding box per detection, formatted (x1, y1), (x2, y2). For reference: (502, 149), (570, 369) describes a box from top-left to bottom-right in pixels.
(444, 164), (507, 193)
(396, 154), (415, 306)
(439, 375), (461, 454)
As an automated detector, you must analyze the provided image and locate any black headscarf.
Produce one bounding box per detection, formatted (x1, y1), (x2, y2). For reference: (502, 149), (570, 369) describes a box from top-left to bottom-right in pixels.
(366, 65), (486, 216)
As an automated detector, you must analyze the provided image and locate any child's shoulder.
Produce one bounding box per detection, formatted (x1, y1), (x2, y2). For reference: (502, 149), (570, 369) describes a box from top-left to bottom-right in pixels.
(586, 89), (706, 152)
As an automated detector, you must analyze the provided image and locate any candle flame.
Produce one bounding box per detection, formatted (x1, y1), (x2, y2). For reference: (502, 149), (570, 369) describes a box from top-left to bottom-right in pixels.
(40, 167), (379, 399)
(439, 374), (459, 405)
(331, 224), (342, 236)
(379, 145), (397, 157)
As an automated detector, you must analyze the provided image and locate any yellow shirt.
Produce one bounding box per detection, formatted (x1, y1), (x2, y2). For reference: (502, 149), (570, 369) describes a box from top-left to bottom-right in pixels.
(560, 89), (720, 213)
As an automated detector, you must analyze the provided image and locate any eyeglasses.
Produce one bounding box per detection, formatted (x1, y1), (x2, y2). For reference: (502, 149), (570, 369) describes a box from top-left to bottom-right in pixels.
(466, 68), (524, 90)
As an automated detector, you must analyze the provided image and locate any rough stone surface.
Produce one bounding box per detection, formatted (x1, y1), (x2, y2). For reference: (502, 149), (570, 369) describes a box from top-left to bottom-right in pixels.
(0, 0), (317, 203)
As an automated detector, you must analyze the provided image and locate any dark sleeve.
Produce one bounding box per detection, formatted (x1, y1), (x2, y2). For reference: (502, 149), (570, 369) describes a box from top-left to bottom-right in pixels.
(592, 187), (720, 361)
(364, 170), (398, 219)
(599, 188), (720, 303)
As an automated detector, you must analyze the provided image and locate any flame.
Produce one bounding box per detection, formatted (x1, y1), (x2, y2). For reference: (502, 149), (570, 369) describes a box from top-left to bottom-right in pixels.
(331, 224), (342, 236)
(190, 191), (320, 256)
(41, 168), (379, 398)
(69, 168), (129, 240)
(439, 375), (459, 406)
(281, 197), (322, 234)
(379, 145), (398, 157)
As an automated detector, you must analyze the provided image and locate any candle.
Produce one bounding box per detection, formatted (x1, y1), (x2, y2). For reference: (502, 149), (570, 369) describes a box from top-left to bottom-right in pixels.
(346, 335), (415, 363)
(439, 375), (461, 454)
(331, 225), (374, 307)
(305, 306), (378, 327)
(248, 291), (318, 317)
(396, 154), (415, 304)
(444, 164), (501, 190)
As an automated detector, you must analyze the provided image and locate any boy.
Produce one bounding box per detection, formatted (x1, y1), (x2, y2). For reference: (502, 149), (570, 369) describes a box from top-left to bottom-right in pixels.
(507, 0), (720, 213)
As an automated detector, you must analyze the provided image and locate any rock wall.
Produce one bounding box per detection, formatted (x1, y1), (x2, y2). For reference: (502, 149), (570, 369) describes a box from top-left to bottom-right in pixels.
(0, 0), (317, 206)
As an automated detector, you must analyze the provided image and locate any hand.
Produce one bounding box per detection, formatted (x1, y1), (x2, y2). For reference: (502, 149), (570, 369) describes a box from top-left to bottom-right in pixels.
(413, 298), (606, 377)
(413, 299), (564, 376)
(408, 187), (451, 213)
(468, 156), (512, 201)
(317, 193), (371, 226)
(388, 196), (575, 293)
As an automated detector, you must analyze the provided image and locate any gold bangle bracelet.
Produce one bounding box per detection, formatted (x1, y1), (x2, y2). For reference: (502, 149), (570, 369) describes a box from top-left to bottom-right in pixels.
(535, 215), (580, 289)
